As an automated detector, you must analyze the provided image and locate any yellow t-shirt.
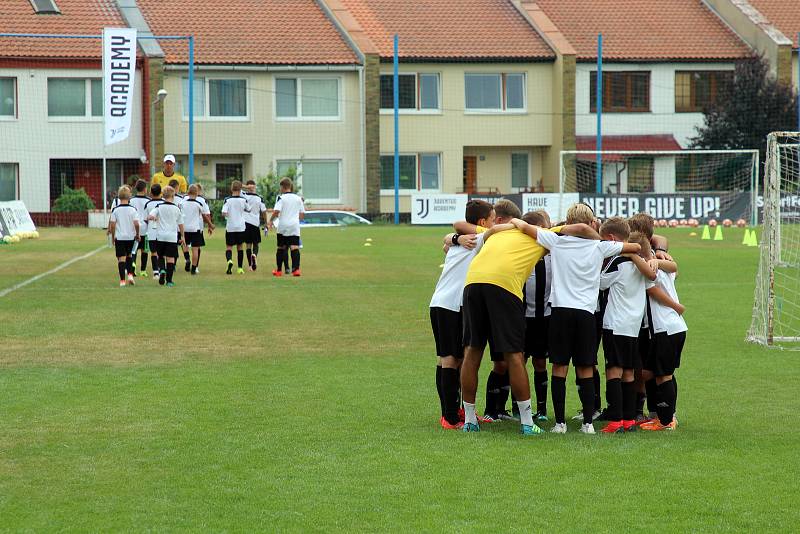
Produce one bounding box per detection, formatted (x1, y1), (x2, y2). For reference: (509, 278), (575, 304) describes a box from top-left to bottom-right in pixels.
(152, 172), (188, 193)
(465, 225), (562, 300)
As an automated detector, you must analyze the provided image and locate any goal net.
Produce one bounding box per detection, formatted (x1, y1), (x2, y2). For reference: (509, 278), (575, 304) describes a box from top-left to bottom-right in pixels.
(748, 132), (800, 348)
(559, 150), (758, 224)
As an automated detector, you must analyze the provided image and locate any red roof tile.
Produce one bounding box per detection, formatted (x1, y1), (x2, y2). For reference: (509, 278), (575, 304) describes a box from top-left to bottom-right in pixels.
(535, 0), (752, 61)
(136, 0), (360, 65)
(335, 0), (554, 60)
(576, 135), (682, 160)
(748, 0), (800, 49)
(0, 0), (125, 59)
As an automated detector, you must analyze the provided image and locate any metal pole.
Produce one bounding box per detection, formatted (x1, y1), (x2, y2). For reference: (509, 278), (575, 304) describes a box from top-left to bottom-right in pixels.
(102, 156), (107, 217)
(596, 33), (603, 194)
(797, 33), (799, 133)
(150, 100), (156, 178)
(188, 35), (195, 185)
(393, 34), (400, 225)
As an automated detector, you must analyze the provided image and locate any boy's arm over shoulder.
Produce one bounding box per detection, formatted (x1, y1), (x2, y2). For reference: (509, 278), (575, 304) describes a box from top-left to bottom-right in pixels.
(453, 221), (479, 235)
(647, 285), (685, 315)
(560, 223), (601, 240)
(628, 253), (657, 281)
(483, 223), (515, 241)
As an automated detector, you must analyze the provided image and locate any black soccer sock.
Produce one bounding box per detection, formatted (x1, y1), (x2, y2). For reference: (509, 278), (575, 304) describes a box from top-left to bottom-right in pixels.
(622, 380), (636, 421)
(485, 371), (501, 416)
(126, 256), (134, 276)
(672, 375), (678, 413)
(577, 377), (595, 425)
(237, 250), (244, 268)
(246, 248), (252, 265)
(253, 243), (259, 256)
(497, 371), (511, 413)
(282, 250), (290, 271)
(605, 378), (623, 422)
(226, 250), (233, 262)
(151, 255), (158, 272)
(183, 251), (190, 261)
(290, 249), (300, 271)
(645, 378), (658, 415)
(656, 379), (676, 426)
(533, 370), (548, 415)
(552, 375), (567, 424)
(276, 248), (283, 270)
(117, 261), (126, 281)
(636, 391), (647, 416)
(435, 365), (444, 417)
(593, 368), (602, 411)
(166, 262), (175, 283)
(191, 265), (197, 274)
(140, 250), (148, 272)
(159, 256), (166, 273)
(441, 368), (460, 425)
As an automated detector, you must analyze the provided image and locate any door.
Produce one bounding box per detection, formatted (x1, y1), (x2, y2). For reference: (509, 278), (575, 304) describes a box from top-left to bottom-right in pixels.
(214, 162), (243, 199)
(463, 156), (477, 194)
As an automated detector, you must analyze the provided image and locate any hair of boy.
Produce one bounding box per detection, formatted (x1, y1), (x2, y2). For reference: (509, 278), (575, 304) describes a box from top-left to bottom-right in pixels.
(522, 210), (549, 227)
(493, 199), (522, 220)
(599, 216), (631, 241)
(279, 177), (293, 191)
(117, 185), (132, 200)
(231, 180), (243, 192)
(628, 231), (652, 257)
(134, 179), (147, 193)
(628, 212), (655, 239)
(150, 183), (162, 197)
(168, 179), (179, 189)
(565, 202), (594, 225)
(464, 199), (493, 225)
(163, 186), (175, 200)
(188, 184), (198, 196)
(195, 183), (204, 193)
(245, 179), (256, 186)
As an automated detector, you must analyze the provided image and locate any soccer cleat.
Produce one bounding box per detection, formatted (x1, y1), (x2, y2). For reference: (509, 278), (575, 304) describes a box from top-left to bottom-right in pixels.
(551, 422), (567, 434)
(640, 420), (676, 431)
(195, 267), (200, 274)
(284, 268), (290, 275)
(153, 272), (160, 281)
(600, 421), (625, 434)
(130, 264), (137, 276)
(462, 422), (480, 433)
(580, 423), (596, 434)
(595, 409), (610, 422)
(159, 270), (166, 286)
(127, 274), (135, 286)
(622, 420), (638, 432)
(166, 282), (175, 287)
(237, 268), (244, 275)
(119, 280), (126, 287)
(482, 412), (500, 423)
(292, 269), (301, 277)
(141, 270), (148, 278)
(521, 423), (545, 436)
(272, 269), (283, 277)
(533, 411), (549, 422)
(184, 260), (191, 272)
(571, 409), (602, 421)
(497, 410), (518, 421)
(440, 417), (464, 430)
(251, 255), (258, 271)
(226, 260), (234, 275)
(634, 413), (651, 425)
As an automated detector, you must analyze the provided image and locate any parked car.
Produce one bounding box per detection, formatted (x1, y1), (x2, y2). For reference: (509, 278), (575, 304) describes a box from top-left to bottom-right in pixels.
(300, 210), (372, 227)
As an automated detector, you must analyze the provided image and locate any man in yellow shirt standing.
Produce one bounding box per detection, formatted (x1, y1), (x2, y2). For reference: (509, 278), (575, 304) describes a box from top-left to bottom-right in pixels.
(152, 154), (188, 194)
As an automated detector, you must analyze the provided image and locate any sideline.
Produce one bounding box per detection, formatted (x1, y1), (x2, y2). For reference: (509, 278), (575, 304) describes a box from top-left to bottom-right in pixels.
(0, 245), (107, 298)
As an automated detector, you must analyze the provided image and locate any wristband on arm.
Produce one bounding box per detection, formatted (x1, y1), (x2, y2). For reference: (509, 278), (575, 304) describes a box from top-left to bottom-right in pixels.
(451, 234), (461, 246)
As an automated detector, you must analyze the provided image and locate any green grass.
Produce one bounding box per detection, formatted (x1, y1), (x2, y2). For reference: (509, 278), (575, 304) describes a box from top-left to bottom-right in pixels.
(0, 226), (798, 532)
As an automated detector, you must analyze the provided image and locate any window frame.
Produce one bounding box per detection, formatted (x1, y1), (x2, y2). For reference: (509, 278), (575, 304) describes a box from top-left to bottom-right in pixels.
(182, 76), (250, 121)
(0, 77), (18, 120)
(212, 159), (245, 200)
(273, 76), (342, 122)
(511, 152), (531, 190)
(47, 77), (103, 121)
(590, 71), (651, 113)
(30, 0), (60, 14)
(379, 72), (441, 114)
(0, 163), (19, 202)
(379, 152), (442, 193)
(464, 72), (527, 114)
(674, 70), (733, 113)
(274, 158), (343, 203)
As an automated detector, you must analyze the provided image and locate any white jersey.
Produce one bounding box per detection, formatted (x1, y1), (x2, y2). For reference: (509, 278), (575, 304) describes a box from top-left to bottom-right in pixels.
(648, 270), (688, 335)
(535, 229), (623, 314)
(173, 193), (186, 209)
(222, 195), (250, 232)
(243, 192), (267, 226)
(525, 255), (552, 318)
(144, 198), (164, 240)
(130, 195), (150, 234)
(181, 197), (206, 233)
(600, 256), (647, 337)
(197, 195), (211, 216)
(430, 232), (487, 312)
(110, 204), (138, 241)
(153, 201), (184, 243)
(274, 193), (305, 237)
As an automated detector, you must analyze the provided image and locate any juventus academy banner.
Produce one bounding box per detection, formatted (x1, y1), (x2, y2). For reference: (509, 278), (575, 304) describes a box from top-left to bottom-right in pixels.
(103, 28), (137, 146)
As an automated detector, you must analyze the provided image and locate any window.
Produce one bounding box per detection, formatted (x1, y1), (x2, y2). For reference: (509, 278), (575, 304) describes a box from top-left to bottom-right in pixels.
(511, 153), (529, 188)
(182, 77), (248, 118)
(627, 158), (654, 193)
(275, 77), (339, 119)
(675, 71), (732, 113)
(465, 73), (526, 111)
(590, 71), (650, 112)
(30, 0), (60, 14)
(277, 160), (341, 201)
(380, 154), (440, 191)
(0, 164), (17, 201)
(380, 73), (439, 110)
(215, 163), (243, 199)
(0, 78), (16, 117)
(48, 78), (102, 117)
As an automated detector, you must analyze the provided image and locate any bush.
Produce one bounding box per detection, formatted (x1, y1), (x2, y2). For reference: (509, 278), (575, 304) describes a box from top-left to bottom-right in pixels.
(208, 199), (225, 226)
(52, 186), (96, 213)
(256, 165), (300, 208)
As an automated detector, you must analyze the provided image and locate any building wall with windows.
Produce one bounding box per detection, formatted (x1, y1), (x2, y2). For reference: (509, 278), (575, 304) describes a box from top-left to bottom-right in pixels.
(161, 68), (363, 210)
(377, 62), (554, 212)
(0, 67), (144, 212)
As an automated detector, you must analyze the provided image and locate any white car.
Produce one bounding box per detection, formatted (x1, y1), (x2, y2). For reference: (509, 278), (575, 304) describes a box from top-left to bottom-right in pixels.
(300, 210), (372, 227)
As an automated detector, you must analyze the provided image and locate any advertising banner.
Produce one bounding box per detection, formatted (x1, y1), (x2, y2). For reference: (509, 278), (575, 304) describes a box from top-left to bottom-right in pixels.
(0, 201), (36, 238)
(411, 194), (468, 225)
(103, 27), (137, 146)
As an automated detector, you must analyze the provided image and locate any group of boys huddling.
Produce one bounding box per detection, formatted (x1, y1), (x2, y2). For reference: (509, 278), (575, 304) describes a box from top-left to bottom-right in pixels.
(430, 199), (687, 436)
(107, 176), (305, 286)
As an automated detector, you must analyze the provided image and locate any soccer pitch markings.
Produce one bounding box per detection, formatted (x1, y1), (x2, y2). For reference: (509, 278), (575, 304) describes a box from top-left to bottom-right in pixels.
(1, 226), (799, 531)
(0, 244), (105, 298)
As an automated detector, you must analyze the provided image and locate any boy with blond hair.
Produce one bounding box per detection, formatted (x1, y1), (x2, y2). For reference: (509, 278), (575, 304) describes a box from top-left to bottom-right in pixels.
(222, 180), (251, 275)
(148, 186), (185, 286)
(108, 185), (139, 287)
(144, 184), (164, 281)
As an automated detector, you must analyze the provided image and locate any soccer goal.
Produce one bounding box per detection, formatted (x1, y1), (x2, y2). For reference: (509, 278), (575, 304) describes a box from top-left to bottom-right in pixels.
(748, 132), (800, 348)
(559, 150), (759, 224)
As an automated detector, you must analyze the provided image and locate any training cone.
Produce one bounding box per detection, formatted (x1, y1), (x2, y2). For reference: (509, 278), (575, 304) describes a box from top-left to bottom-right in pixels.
(701, 225), (711, 240)
(748, 229), (759, 247)
(714, 226), (723, 241)
(742, 228), (751, 245)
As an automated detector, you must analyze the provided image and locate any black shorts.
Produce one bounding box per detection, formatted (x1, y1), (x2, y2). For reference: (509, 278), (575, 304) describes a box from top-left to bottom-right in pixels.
(149, 239), (160, 255)
(226, 231), (246, 246)
(594, 311), (604, 353)
(637, 328), (650, 370)
(277, 233), (301, 247)
(646, 331), (686, 376)
(462, 283), (525, 354)
(185, 231), (205, 247)
(602, 329), (638, 369)
(245, 223), (262, 244)
(114, 240), (134, 257)
(430, 307), (463, 358)
(524, 316), (549, 360)
(549, 307), (597, 367)
(159, 241), (179, 259)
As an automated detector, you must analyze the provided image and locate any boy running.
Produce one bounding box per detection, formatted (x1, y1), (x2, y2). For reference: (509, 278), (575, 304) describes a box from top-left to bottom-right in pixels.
(268, 178), (305, 277)
(221, 180), (250, 275)
(108, 185), (139, 287)
(148, 186), (185, 287)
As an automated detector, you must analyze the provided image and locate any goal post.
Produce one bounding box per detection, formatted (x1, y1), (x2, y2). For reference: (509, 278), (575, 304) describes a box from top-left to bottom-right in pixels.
(747, 132), (800, 348)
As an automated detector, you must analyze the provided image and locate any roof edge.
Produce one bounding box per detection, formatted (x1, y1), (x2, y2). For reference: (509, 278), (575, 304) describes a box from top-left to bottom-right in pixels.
(317, 0), (379, 56)
(512, 0), (575, 57)
(703, 0), (793, 46)
(314, 0), (365, 63)
(116, 0), (164, 58)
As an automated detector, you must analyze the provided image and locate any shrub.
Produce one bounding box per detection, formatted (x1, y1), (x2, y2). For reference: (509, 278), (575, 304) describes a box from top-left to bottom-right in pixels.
(52, 186), (96, 213)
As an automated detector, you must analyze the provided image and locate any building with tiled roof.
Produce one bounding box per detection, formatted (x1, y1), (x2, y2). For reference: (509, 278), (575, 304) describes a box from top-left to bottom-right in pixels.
(746, 0), (799, 90)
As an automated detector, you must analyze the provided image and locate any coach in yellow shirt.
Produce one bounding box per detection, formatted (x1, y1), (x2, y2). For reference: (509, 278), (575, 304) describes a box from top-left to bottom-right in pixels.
(152, 154), (188, 193)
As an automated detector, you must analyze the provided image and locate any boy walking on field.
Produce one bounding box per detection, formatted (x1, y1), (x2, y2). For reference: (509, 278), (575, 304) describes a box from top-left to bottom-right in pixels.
(221, 180), (251, 275)
(108, 185), (139, 287)
(148, 186), (185, 287)
(144, 184), (164, 281)
(268, 178), (305, 277)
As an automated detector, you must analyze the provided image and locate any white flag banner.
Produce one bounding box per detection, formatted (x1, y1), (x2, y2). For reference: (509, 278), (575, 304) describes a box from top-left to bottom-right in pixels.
(103, 27), (137, 146)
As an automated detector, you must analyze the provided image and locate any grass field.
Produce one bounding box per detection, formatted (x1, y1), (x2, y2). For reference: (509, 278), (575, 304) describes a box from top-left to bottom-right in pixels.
(0, 225), (798, 532)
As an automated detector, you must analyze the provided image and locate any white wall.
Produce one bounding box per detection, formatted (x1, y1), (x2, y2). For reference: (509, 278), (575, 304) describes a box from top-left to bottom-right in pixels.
(0, 67), (144, 212)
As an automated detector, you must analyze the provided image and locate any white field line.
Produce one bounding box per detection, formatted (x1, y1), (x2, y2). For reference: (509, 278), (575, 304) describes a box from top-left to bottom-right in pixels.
(0, 244), (107, 298)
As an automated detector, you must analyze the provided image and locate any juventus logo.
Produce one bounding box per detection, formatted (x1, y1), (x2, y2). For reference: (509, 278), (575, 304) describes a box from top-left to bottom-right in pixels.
(416, 198), (430, 219)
